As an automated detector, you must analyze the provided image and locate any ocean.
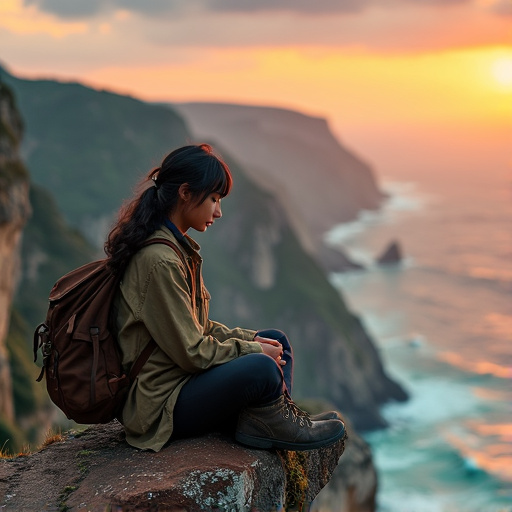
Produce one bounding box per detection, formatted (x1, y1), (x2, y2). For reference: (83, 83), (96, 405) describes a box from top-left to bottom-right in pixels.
(325, 167), (512, 512)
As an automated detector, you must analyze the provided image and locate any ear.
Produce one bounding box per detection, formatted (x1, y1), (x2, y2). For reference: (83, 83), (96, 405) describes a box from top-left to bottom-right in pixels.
(178, 183), (192, 202)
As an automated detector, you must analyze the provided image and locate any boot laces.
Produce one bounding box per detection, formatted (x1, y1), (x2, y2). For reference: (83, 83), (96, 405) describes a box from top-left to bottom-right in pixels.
(282, 396), (313, 428)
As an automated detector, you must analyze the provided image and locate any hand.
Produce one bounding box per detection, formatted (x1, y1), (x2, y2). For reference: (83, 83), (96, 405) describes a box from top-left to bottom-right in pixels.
(254, 336), (281, 347)
(255, 336), (286, 366)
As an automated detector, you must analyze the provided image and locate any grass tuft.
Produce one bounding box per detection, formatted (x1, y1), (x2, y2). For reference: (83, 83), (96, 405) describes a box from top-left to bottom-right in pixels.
(40, 429), (66, 449)
(0, 440), (32, 460)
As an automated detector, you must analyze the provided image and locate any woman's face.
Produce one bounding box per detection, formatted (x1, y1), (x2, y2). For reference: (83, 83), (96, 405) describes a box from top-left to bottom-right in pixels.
(183, 192), (223, 232)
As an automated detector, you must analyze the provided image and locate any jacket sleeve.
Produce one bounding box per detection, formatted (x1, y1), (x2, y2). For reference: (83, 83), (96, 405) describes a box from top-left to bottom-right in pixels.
(136, 258), (262, 373)
(204, 319), (257, 343)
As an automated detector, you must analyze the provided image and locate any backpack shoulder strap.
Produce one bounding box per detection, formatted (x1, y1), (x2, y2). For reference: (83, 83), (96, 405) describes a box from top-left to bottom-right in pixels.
(129, 338), (157, 380)
(142, 237), (187, 266)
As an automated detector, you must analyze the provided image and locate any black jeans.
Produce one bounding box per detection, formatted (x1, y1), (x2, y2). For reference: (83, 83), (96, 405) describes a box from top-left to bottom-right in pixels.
(257, 328), (293, 394)
(172, 329), (293, 438)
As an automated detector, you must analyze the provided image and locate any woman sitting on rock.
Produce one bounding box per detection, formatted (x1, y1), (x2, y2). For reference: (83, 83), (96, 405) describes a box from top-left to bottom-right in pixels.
(105, 143), (345, 452)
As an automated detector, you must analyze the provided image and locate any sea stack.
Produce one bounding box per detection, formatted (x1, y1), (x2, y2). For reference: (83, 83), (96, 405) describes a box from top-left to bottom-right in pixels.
(376, 240), (403, 265)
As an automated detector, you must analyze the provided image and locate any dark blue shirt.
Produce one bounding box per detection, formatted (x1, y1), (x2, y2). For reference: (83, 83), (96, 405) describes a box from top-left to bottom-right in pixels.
(164, 218), (185, 242)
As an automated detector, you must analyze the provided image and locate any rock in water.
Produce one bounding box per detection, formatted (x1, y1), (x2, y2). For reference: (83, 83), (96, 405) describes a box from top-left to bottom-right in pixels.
(376, 240), (403, 265)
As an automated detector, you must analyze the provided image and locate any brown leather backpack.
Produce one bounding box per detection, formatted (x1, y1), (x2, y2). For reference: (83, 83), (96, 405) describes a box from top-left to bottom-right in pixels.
(33, 238), (186, 424)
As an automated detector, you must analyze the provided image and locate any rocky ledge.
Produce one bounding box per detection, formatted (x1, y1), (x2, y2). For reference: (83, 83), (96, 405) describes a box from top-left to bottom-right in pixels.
(0, 421), (347, 511)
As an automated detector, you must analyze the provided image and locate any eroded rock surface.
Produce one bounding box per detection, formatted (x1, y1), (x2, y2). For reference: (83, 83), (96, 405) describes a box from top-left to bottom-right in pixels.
(0, 422), (347, 511)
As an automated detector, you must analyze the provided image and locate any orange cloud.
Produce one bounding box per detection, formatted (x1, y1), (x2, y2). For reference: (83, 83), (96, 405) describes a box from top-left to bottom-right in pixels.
(3, 0), (511, 53)
(0, 0), (88, 37)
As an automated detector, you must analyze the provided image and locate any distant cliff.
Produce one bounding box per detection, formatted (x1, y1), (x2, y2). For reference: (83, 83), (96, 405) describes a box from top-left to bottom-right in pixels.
(174, 102), (384, 270)
(0, 82), (31, 432)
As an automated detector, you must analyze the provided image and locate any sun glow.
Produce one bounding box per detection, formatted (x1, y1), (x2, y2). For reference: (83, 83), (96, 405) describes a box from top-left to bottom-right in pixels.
(81, 45), (512, 130)
(492, 56), (512, 86)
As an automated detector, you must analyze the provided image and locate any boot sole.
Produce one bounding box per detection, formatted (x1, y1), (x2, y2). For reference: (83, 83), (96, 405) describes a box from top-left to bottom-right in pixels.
(235, 425), (346, 451)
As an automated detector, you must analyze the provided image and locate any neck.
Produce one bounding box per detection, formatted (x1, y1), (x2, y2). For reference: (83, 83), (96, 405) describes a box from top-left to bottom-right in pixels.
(167, 214), (187, 234)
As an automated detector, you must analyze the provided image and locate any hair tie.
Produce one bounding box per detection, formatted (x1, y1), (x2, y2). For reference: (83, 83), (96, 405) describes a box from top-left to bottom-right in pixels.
(152, 175), (160, 190)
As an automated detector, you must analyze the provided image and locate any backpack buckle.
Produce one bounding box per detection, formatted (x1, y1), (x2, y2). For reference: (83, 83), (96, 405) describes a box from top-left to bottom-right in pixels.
(33, 323), (49, 362)
(34, 323), (52, 382)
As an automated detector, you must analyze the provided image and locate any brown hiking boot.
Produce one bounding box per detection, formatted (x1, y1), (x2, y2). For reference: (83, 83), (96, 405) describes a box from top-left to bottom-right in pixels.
(235, 395), (346, 451)
(310, 410), (343, 422)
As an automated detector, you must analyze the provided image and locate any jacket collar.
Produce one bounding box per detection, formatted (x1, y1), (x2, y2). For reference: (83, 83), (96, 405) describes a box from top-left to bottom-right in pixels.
(150, 225), (202, 263)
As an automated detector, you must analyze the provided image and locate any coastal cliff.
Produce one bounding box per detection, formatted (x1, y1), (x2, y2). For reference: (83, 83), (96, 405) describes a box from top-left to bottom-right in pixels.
(0, 82), (30, 427)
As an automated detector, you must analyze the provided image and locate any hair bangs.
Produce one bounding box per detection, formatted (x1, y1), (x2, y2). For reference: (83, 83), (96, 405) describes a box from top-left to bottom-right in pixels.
(213, 160), (233, 198)
(198, 157), (232, 204)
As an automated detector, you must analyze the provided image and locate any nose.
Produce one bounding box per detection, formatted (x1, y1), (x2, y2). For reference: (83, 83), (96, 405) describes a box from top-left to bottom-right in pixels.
(214, 202), (222, 219)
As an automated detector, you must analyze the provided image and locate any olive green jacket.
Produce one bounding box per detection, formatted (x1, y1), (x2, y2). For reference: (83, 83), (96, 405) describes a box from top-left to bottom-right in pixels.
(114, 226), (261, 451)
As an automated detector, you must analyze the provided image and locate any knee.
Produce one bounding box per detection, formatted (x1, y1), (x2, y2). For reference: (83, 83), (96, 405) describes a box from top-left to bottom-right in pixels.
(257, 328), (286, 340)
(243, 353), (282, 382)
(257, 328), (291, 348)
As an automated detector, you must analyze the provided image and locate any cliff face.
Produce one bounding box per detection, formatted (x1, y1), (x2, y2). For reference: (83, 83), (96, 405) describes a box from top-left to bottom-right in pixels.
(174, 102), (384, 269)
(0, 83), (30, 424)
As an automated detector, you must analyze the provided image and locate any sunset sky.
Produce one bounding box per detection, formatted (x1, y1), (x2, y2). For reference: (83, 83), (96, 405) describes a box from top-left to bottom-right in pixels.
(1, 0), (511, 179)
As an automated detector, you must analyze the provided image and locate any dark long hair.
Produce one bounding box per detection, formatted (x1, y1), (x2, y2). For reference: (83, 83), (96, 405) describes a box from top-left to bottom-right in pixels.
(105, 144), (232, 274)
